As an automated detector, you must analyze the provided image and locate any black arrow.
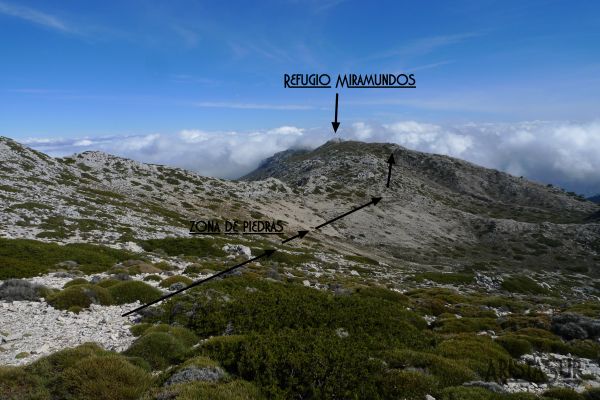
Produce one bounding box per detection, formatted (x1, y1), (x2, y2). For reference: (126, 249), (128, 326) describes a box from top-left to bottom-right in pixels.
(386, 153), (396, 188)
(314, 197), (382, 230)
(331, 93), (340, 133)
(122, 249), (276, 317)
(281, 230), (309, 244)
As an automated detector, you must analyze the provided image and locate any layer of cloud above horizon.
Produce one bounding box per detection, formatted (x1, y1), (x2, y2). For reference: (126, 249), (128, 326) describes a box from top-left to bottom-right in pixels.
(22, 120), (600, 196)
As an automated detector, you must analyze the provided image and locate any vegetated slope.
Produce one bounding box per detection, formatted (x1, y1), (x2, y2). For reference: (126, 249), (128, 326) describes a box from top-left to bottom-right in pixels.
(0, 136), (297, 244)
(3, 137), (600, 399)
(1, 136), (599, 276)
(243, 140), (600, 275)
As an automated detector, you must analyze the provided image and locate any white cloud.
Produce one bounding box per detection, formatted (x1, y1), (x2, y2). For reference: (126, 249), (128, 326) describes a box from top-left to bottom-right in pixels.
(0, 1), (70, 32)
(22, 120), (600, 195)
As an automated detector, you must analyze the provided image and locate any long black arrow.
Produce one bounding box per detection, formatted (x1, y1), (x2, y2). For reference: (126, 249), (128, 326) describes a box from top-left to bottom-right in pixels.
(281, 230), (309, 244)
(314, 197), (382, 230)
(331, 93), (340, 133)
(122, 249), (276, 317)
(386, 153), (396, 188)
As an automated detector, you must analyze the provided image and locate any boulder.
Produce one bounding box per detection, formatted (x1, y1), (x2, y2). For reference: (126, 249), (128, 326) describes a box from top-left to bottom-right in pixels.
(222, 244), (252, 258)
(164, 366), (226, 386)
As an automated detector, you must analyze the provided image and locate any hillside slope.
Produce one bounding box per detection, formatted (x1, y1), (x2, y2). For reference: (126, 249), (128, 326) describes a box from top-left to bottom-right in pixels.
(1, 136), (599, 277)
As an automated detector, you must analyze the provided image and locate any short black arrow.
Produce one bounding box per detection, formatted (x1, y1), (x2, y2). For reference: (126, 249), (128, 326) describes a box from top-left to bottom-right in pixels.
(314, 197), (382, 230)
(281, 230), (309, 244)
(331, 92), (340, 133)
(386, 153), (396, 188)
(122, 249), (276, 317)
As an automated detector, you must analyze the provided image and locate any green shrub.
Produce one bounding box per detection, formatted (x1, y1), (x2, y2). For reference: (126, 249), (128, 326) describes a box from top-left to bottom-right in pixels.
(496, 335), (533, 358)
(150, 380), (263, 400)
(130, 323), (152, 337)
(354, 286), (409, 303)
(501, 276), (550, 295)
(68, 306), (83, 314)
(95, 279), (120, 288)
(378, 370), (439, 400)
(143, 275), (161, 282)
(124, 332), (188, 370)
(435, 335), (511, 377)
(0, 238), (133, 279)
(61, 355), (152, 400)
(201, 335), (246, 368)
(440, 386), (494, 400)
(204, 328), (384, 399)
(159, 275), (193, 288)
(584, 388), (600, 400)
(24, 343), (109, 398)
(142, 324), (198, 347)
(107, 281), (161, 304)
(414, 272), (475, 285)
(440, 386), (538, 399)
(434, 317), (500, 334)
(158, 276), (431, 351)
(184, 264), (204, 274)
(47, 285), (113, 310)
(63, 278), (88, 288)
(382, 349), (476, 387)
(542, 387), (585, 400)
(0, 366), (50, 400)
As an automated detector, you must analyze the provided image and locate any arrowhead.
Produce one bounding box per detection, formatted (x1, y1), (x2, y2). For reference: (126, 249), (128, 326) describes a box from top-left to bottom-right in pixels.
(331, 121), (340, 133)
(387, 153), (396, 165)
(263, 249), (276, 257)
(298, 230), (309, 239)
(371, 197), (382, 206)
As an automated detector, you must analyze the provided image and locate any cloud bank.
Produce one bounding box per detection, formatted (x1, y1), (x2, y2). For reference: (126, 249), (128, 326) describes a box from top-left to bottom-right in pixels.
(23, 120), (600, 196)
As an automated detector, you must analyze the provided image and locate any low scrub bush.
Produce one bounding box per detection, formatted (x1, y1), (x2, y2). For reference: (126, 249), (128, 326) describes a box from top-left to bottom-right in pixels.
(159, 275), (193, 288)
(148, 380), (263, 400)
(501, 276), (550, 295)
(0, 366), (49, 400)
(96, 279), (120, 288)
(61, 355), (152, 400)
(496, 335), (533, 358)
(542, 387), (585, 399)
(378, 370), (439, 400)
(382, 349), (476, 387)
(107, 281), (161, 304)
(435, 335), (511, 377)
(124, 332), (189, 370)
(46, 285), (113, 310)
(63, 278), (89, 288)
(0, 238), (133, 279)
(203, 328), (384, 399)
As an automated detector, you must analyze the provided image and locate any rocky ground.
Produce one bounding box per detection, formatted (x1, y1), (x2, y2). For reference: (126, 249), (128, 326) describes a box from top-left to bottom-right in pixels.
(1, 137), (600, 399)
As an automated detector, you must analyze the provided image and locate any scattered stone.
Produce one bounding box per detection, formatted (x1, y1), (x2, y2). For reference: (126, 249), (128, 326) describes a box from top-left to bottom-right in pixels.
(335, 328), (349, 338)
(0, 301), (137, 366)
(464, 381), (506, 393)
(169, 282), (186, 291)
(222, 244), (252, 259)
(165, 366), (226, 386)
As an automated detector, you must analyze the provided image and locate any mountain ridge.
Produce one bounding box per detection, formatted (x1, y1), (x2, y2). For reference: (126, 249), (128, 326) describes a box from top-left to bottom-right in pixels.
(1, 136), (599, 277)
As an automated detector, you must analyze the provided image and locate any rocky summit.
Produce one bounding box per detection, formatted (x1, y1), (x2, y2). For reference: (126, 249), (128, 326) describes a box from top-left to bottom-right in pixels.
(1, 136), (600, 399)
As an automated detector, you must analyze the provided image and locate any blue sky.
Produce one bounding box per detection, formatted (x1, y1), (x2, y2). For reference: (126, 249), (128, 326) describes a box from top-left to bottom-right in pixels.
(1, 1), (600, 194)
